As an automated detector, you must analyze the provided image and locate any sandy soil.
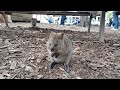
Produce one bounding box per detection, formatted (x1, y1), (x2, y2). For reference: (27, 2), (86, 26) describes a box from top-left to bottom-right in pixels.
(0, 23), (120, 79)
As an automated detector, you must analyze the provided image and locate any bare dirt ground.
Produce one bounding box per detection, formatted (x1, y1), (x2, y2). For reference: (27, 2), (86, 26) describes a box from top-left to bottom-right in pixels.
(0, 23), (120, 79)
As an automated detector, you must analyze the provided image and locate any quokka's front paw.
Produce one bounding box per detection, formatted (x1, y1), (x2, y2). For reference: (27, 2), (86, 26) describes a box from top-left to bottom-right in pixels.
(51, 53), (59, 58)
(64, 64), (70, 73)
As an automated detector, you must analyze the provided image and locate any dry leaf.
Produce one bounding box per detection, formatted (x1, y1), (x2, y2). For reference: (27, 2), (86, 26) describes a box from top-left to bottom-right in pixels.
(0, 74), (5, 79)
(0, 66), (8, 70)
(59, 67), (64, 71)
(37, 75), (43, 79)
(76, 77), (82, 79)
(10, 61), (17, 70)
(2, 71), (10, 77)
(25, 66), (34, 72)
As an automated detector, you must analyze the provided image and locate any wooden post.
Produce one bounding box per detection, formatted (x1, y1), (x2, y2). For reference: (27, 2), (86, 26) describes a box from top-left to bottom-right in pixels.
(1, 11), (9, 28)
(88, 14), (92, 33)
(99, 11), (105, 42)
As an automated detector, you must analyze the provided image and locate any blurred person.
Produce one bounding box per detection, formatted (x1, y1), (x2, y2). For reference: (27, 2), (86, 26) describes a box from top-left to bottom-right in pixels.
(60, 15), (67, 25)
(113, 11), (119, 31)
(108, 18), (113, 27)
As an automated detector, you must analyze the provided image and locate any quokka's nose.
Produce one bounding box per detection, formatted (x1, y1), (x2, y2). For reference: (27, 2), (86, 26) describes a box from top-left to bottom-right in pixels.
(51, 48), (54, 52)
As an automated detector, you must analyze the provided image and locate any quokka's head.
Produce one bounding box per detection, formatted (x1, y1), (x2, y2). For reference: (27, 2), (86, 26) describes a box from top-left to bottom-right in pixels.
(47, 31), (65, 53)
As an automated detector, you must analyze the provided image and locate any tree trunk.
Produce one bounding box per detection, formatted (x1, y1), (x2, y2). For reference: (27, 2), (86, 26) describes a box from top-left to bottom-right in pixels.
(99, 11), (106, 42)
(88, 14), (92, 33)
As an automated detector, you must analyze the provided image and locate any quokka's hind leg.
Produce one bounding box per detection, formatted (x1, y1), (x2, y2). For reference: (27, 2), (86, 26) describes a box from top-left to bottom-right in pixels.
(64, 64), (70, 73)
(48, 55), (57, 69)
(64, 53), (72, 73)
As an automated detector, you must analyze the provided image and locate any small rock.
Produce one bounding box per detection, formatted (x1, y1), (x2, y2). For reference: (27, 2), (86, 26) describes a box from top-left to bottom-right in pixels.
(76, 77), (82, 79)
(80, 58), (86, 62)
(39, 65), (43, 69)
(115, 65), (120, 70)
(28, 57), (31, 60)
(20, 63), (25, 68)
(37, 59), (41, 63)
(45, 66), (47, 70)
(28, 56), (35, 60)
(40, 39), (45, 41)
(0, 74), (5, 79)
(9, 61), (12, 64)
(29, 44), (36, 48)
(30, 60), (34, 63)
(5, 39), (12, 45)
(59, 67), (64, 71)
(2, 71), (10, 77)
(113, 44), (120, 47)
(74, 47), (80, 51)
(37, 75), (43, 79)
(25, 66), (34, 72)
(31, 56), (35, 60)
(9, 49), (22, 54)
(0, 66), (8, 70)
(10, 61), (17, 70)
(0, 45), (8, 49)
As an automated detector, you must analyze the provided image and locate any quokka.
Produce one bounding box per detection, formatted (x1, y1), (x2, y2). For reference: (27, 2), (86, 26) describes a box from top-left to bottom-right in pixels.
(47, 31), (73, 72)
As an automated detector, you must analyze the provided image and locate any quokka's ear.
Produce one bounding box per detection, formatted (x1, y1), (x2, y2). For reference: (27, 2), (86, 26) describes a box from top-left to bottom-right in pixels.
(58, 33), (64, 39)
(50, 31), (55, 36)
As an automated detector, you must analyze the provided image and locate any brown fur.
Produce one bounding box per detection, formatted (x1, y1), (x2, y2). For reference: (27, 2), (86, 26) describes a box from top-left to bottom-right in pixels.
(47, 31), (73, 72)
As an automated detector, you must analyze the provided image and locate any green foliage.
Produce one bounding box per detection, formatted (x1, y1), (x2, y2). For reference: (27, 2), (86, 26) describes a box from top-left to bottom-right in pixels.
(106, 11), (113, 19)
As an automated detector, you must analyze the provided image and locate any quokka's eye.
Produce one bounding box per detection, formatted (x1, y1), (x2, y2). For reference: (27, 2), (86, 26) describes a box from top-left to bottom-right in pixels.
(54, 44), (58, 47)
(49, 43), (51, 46)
